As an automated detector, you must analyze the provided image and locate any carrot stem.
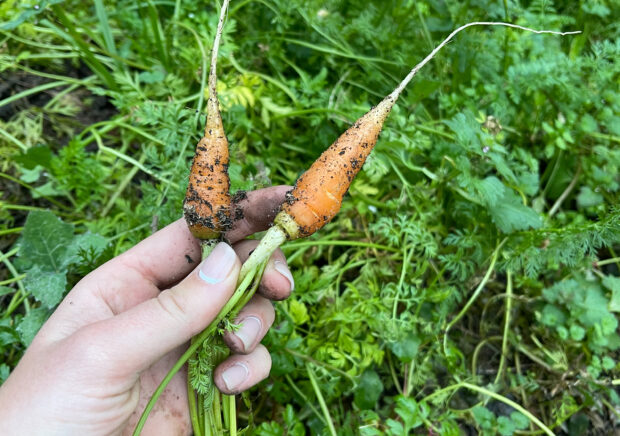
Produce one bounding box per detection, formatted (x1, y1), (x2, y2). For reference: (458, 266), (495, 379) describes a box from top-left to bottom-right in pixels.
(132, 265), (260, 435)
(389, 22), (580, 102)
(238, 226), (287, 282)
(208, 0), (229, 98)
(187, 370), (202, 436)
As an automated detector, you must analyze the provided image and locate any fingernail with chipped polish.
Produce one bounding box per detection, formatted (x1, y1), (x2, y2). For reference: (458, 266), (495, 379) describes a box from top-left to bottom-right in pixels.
(198, 243), (236, 285)
(274, 260), (295, 291)
(221, 362), (249, 391)
(234, 316), (262, 351)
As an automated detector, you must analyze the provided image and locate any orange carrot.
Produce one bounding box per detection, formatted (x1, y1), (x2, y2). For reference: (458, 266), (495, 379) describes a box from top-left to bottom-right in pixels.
(274, 22), (579, 241)
(183, 0), (231, 240)
(275, 96), (394, 239)
(239, 22), (579, 279)
(137, 21), (580, 436)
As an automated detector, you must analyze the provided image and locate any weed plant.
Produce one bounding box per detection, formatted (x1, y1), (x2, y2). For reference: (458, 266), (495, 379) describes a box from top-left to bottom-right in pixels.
(1, 0), (619, 434)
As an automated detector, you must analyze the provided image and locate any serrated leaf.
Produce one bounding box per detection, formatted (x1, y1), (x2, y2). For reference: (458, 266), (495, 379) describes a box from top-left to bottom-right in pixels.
(386, 419), (404, 435)
(475, 176), (505, 206)
(66, 232), (109, 265)
(510, 412), (529, 430)
(16, 307), (49, 346)
(445, 112), (480, 150)
(488, 188), (542, 233)
(288, 299), (309, 325)
(498, 416), (516, 436)
(19, 211), (74, 272)
(577, 186), (604, 208)
(23, 265), (66, 308)
(388, 335), (420, 363)
(541, 304), (566, 326)
(472, 406), (495, 430)
(518, 171), (540, 196)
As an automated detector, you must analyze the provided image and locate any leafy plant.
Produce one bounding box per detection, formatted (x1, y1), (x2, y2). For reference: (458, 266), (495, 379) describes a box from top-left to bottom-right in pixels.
(1, 0), (619, 434)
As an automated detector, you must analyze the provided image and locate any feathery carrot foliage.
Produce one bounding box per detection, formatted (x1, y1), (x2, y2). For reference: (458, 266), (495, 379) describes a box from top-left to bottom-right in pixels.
(1, 0), (619, 434)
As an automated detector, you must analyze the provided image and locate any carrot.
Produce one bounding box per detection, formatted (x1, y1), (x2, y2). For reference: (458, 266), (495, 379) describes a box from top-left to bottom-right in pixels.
(240, 22), (579, 278)
(275, 95), (394, 239)
(136, 22), (579, 436)
(183, 0), (231, 241)
(275, 22), (579, 241)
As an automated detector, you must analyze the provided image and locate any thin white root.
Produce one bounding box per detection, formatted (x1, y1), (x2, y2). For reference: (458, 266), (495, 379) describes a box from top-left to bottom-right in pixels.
(238, 225), (287, 283)
(390, 21), (581, 99)
(208, 0), (231, 96)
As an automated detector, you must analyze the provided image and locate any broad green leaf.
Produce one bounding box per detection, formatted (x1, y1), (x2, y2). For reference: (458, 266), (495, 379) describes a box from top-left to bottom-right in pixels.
(19, 210), (74, 273)
(475, 176), (505, 206)
(14, 145), (53, 169)
(488, 188), (542, 233)
(472, 406), (495, 430)
(19, 166), (44, 184)
(388, 335), (420, 363)
(16, 307), (49, 346)
(498, 416), (516, 436)
(354, 370), (384, 410)
(577, 287), (609, 327)
(30, 182), (66, 199)
(510, 412), (529, 430)
(394, 396), (423, 430)
(602, 356), (615, 370)
(256, 422), (284, 436)
(0, 286), (14, 297)
(570, 324), (585, 341)
(577, 186), (604, 208)
(541, 304), (566, 327)
(386, 419), (404, 435)
(23, 265), (66, 308)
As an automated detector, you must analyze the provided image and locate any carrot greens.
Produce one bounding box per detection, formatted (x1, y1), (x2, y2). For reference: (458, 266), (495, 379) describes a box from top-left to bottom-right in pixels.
(2, 1), (619, 435)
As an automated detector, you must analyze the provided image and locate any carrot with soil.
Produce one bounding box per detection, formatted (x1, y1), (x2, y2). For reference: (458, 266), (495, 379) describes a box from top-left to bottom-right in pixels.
(183, 0), (232, 243)
(135, 21), (579, 435)
(134, 1), (233, 435)
(183, 1), (235, 435)
(240, 22), (579, 277)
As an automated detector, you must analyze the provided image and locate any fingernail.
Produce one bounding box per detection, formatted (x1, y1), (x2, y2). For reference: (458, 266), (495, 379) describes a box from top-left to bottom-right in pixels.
(198, 243), (236, 284)
(274, 260), (295, 291)
(221, 362), (249, 391)
(234, 316), (262, 351)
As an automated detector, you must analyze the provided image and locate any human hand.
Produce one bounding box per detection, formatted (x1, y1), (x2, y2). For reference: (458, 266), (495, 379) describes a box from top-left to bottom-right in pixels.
(0, 186), (294, 436)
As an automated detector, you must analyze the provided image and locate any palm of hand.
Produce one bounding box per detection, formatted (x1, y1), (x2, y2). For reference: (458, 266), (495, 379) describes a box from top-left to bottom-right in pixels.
(0, 187), (292, 436)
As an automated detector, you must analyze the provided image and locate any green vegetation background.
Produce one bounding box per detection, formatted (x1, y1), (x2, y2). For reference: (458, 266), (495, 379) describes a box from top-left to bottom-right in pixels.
(1, 0), (619, 434)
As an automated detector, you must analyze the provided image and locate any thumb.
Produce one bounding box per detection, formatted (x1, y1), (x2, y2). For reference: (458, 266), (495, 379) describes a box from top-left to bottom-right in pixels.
(82, 242), (240, 374)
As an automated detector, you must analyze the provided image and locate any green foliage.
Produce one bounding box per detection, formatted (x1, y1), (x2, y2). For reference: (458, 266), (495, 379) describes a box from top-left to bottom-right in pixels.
(1, 0), (619, 434)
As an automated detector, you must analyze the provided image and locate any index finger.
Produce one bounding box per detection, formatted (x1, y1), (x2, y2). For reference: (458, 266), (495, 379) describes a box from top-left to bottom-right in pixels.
(109, 185), (290, 290)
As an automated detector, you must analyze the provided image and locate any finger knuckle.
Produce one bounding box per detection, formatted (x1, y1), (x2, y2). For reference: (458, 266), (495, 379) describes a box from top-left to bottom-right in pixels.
(156, 290), (193, 330)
